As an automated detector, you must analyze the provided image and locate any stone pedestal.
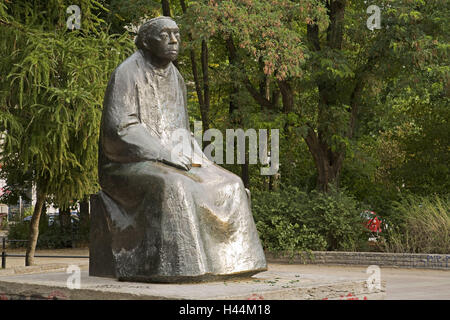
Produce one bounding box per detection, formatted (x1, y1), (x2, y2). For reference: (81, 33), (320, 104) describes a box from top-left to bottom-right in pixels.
(89, 193), (116, 278)
(89, 193), (267, 283)
(0, 267), (385, 300)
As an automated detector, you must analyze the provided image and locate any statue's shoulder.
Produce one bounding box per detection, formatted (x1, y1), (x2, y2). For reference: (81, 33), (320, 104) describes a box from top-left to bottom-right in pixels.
(172, 63), (186, 87)
(110, 51), (144, 85)
(173, 63), (183, 79)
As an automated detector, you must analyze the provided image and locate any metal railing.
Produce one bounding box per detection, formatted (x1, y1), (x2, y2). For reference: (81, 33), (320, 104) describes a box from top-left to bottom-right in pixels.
(1, 237), (88, 269)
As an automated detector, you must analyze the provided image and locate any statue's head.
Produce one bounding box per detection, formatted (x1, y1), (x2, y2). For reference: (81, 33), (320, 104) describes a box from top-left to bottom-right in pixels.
(135, 16), (180, 64)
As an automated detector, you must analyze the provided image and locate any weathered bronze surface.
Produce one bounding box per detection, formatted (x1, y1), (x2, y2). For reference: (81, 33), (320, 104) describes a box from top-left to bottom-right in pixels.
(89, 17), (267, 283)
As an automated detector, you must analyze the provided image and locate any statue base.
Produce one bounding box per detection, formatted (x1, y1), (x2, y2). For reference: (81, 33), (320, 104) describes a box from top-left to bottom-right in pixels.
(89, 192), (267, 283)
(117, 269), (266, 284)
(89, 193), (116, 279)
(0, 267), (385, 300)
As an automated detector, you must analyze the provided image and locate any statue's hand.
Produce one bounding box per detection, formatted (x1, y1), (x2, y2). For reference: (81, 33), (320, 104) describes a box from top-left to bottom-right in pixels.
(170, 154), (192, 171)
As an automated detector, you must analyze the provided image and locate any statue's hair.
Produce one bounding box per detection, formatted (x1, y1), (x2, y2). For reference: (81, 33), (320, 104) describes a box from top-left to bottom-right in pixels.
(135, 16), (176, 50)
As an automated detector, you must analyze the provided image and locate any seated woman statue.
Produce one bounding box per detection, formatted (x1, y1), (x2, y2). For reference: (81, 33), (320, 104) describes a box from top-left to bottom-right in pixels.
(90, 16), (267, 283)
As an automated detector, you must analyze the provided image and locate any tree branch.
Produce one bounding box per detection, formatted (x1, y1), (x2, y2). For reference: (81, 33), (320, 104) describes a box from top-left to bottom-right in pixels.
(162, 0), (171, 17)
(326, 0), (346, 50)
(180, 0), (208, 128)
(307, 23), (321, 51)
(200, 39), (210, 130)
(277, 79), (294, 113)
(225, 37), (275, 110)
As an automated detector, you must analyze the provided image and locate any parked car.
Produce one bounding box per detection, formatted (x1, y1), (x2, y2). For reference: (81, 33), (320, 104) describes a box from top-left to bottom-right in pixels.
(48, 214), (58, 226)
(21, 211), (80, 225)
(46, 211), (79, 226)
(70, 211), (79, 222)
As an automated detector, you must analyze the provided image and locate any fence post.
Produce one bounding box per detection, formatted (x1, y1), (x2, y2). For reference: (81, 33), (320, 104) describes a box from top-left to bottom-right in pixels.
(1, 237), (5, 269)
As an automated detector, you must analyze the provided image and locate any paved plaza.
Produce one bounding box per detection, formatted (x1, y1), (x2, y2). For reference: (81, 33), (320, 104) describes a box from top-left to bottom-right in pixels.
(1, 247), (448, 299)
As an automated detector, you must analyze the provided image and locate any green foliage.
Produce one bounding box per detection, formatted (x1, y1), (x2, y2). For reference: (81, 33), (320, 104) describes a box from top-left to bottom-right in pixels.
(7, 213), (88, 249)
(252, 186), (367, 253)
(101, 0), (160, 33)
(306, 189), (369, 251)
(376, 86), (449, 195)
(381, 195), (450, 254)
(0, 0), (448, 254)
(1, 216), (7, 229)
(185, 0), (314, 80)
(7, 221), (30, 246)
(180, 0), (449, 194)
(339, 136), (402, 215)
(23, 206), (34, 218)
(0, 0), (135, 207)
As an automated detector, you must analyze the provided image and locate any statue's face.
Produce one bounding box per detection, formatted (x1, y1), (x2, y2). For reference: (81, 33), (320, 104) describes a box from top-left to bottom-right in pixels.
(145, 19), (180, 62)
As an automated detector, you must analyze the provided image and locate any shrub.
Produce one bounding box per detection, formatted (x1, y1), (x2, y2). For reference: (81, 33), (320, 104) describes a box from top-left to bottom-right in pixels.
(381, 195), (450, 254)
(1, 215), (8, 229)
(7, 212), (88, 249)
(305, 189), (368, 251)
(7, 218), (30, 247)
(252, 186), (367, 254)
(256, 215), (328, 253)
(23, 206), (34, 218)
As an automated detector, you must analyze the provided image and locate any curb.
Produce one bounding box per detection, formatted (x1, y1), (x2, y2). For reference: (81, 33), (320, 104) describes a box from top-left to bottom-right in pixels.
(265, 251), (450, 270)
(0, 262), (89, 276)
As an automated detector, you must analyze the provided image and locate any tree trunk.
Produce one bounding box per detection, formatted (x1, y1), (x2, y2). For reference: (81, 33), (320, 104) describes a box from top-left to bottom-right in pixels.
(79, 198), (89, 232)
(315, 153), (343, 192)
(304, 127), (344, 192)
(180, 0), (210, 131)
(188, 47), (206, 127)
(278, 80), (294, 113)
(25, 190), (46, 266)
(225, 37), (277, 110)
(241, 148), (250, 188)
(241, 163), (249, 188)
(59, 207), (71, 232)
(302, 0), (347, 193)
(326, 0), (346, 50)
(161, 0), (171, 17)
(226, 37), (250, 186)
(200, 39), (210, 130)
(227, 38), (238, 122)
(229, 85), (238, 122)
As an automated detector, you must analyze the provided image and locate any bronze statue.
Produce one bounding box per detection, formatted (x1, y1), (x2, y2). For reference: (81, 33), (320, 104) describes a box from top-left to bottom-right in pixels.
(89, 16), (267, 283)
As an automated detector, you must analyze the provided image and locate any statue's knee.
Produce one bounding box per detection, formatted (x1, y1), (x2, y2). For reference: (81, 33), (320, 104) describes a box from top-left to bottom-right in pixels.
(164, 174), (188, 192)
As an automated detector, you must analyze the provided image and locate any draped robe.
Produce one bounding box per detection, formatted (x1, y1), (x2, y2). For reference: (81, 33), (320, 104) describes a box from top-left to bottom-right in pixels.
(96, 50), (267, 282)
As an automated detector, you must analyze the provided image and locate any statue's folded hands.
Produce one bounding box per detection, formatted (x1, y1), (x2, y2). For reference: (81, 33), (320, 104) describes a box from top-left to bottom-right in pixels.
(170, 153), (193, 171)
